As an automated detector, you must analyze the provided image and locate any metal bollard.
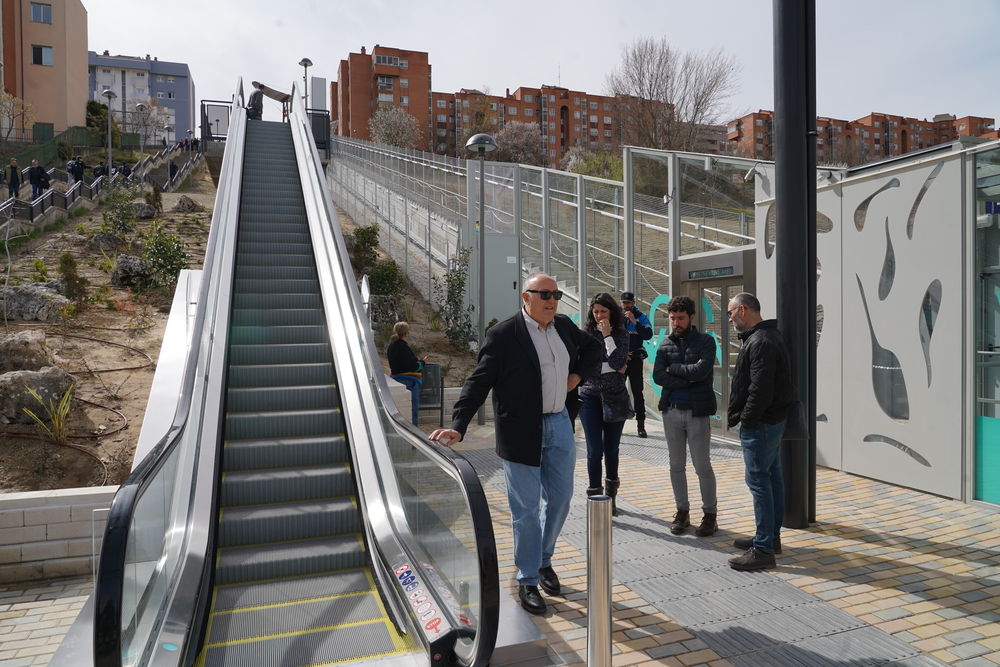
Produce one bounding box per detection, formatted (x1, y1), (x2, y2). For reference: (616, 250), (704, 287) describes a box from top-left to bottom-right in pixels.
(587, 495), (613, 667)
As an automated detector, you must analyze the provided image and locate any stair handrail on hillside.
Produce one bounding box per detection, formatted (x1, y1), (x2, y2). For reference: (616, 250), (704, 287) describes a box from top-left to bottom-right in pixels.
(0, 168), (104, 238)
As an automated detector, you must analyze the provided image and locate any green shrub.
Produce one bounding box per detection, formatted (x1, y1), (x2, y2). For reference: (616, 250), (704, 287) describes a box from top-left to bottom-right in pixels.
(353, 223), (380, 270)
(102, 183), (139, 239)
(432, 246), (475, 349)
(31, 258), (48, 281)
(145, 186), (163, 214)
(58, 252), (89, 302)
(142, 221), (189, 287)
(75, 223), (89, 236)
(365, 259), (406, 304)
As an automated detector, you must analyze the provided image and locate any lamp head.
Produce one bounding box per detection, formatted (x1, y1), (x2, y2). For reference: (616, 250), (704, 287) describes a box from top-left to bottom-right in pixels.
(299, 58), (313, 69)
(135, 102), (147, 112)
(102, 88), (117, 101)
(464, 133), (498, 154)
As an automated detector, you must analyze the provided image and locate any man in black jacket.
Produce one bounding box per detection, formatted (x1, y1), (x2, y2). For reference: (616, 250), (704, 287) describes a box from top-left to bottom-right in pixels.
(430, 273), (602, 616)
(652, 296), (718, 537)
(726, 292), (796, 570)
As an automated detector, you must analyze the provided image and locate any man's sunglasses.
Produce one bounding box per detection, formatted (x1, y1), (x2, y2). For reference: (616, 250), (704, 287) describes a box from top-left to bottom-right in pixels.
(525, 289), (564, 301)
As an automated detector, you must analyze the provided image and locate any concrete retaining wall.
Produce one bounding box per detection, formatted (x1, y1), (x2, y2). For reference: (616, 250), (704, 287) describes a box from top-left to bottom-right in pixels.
(0, 486), (117, 583)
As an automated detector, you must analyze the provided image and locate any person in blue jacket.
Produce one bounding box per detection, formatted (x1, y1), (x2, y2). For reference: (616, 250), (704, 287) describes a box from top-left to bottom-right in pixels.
(620, 291), (653, 437)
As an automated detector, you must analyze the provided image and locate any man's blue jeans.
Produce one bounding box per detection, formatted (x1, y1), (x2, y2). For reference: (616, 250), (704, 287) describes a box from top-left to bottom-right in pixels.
(502, 408), (576, 586)
(393, 376), (421, 426)
(740, 421), (786, 553)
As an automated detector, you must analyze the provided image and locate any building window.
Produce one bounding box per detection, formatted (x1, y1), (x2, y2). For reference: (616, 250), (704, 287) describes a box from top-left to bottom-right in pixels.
(490, 103), (497, 110)
(604, 103), (611, 111)
(524, 94), (533, 103)
(102, 68), (110, 74)
(589, 101), (597, 109)
(437, 100), (446, 108)
(603, 116), (611, 124)
(437, 114), (446, 123)
(574, 111), (580, 120)
(590, 128), (598, 136)
(590, 115), (597, 123)
(378, 75), (393, 90)
(375, 55), (400, 66)
(449, 115), (454, 123)
(168, 92), (175, 99)
(400, 96), (408, 105)
(575, 138), (581, 145)
(136, 72), (145, 78)
(31, 45), (53, 66)
(756, 132), (763, 139)
(463, 100), (470, 108)
(524, 109), (533, 117)
(437, 128), (446, 137)
(574, 124), (580, 132)
(573, 97), (580, 105)
(156, 91), (165, 99)
(874, 121), (881, 128)
(508, 107), (517, 115)
(549, 135), (555, 143)
(548, 121), (555, 130)
(604, 129), (612, 137)
(399, 59), (408, 69)
(378, 92), (393, 103)
(463, 114), (469, 122)
(156, 76), (164, 82)
(756, 119), (763, 126)
(400, 78), (408, 88)
(31, 3), (51, 23)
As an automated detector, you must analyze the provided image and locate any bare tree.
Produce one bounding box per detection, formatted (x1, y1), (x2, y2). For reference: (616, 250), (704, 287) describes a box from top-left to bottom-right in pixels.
(0, 92), (35, 161)
(368, 107), (420, 149)
(820, 137), (872, 168)
(124, 99), (169, 148)
(457, 88), (498, 151)
(605, 37), (742, 152)
(493, 121), (545, 166)
(560, 146), (622, 180)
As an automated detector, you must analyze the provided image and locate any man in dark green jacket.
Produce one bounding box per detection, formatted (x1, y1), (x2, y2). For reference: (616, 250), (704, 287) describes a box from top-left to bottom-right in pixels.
(726, 292), (796, 571)
(4, 158), (21, 200)
(652, 295), (718, 537)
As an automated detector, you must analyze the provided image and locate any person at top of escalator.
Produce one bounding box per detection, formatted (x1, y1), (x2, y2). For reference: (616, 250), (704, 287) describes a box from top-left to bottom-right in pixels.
(387, 321), (428, 427)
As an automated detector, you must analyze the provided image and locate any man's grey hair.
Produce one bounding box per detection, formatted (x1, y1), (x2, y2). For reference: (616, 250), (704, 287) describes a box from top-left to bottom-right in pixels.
(731, 292), (761, 313)
(523, 272), (555, 291)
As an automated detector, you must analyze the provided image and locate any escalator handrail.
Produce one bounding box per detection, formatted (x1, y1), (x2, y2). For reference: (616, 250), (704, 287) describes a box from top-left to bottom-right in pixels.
(287, 88), (499, 667)
(92, 79), (247, 667)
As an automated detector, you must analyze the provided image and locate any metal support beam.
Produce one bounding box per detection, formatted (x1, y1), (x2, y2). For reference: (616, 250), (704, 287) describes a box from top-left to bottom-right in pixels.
(623, 147), (635, 292)
(773, 0), (817, 528)
(577, 173), (588, 322)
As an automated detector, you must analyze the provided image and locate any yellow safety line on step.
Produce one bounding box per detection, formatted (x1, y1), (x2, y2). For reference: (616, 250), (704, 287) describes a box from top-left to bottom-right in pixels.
(208, 588), (373, 615)
(202, 616), (407, 649)
(364, 568), (412, 654)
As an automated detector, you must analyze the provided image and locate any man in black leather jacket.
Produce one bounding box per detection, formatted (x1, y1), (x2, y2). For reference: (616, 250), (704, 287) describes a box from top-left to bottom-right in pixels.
(726, 292), (795, 570)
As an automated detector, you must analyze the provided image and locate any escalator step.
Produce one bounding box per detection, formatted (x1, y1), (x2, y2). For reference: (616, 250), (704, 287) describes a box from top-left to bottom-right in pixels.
(229, 325), (328, 345)
(224, 407), (341, 440)
(236, 213), (307, 226)
(212, 569), (370, 612)
(233, 278), (320, 294)
(239, 203), (306, 216)
(221, 464), (353, 506)
(226, 363), (334, 389)
(223, 435), (348, 472)
(236, 243), (313, 257)
(227, 384), (338, 412)
(201, 615), (404, 667)
(227, 342), (331, 366)
(239, 232), (313, 246)
(241, 222), (313, 234)
(231, 293), (323, 311)
(215, 533), (365, 585)
(219, 497), (359, 547)
(235, 253), (315, 268)
(230, 307), (326, 327)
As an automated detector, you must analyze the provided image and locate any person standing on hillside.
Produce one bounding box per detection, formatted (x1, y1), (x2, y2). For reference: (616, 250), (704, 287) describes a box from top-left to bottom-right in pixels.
(4, 159), (21, 200)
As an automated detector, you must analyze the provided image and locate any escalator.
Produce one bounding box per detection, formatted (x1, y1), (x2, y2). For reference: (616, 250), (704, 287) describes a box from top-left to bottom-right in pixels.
(194, 120), (412, 666)
(73, 81), (499, 667)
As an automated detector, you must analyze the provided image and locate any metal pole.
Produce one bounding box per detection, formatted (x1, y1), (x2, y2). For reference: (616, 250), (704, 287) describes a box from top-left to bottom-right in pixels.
(773, 0), (816, 528)
(577, 173), (587, 323)
(623, 147), (635, 292)
(587, 495), (612, 667)
(427, 208), (433, 307)
(107, 108), (113, 175)
(477, 149), (487, 425)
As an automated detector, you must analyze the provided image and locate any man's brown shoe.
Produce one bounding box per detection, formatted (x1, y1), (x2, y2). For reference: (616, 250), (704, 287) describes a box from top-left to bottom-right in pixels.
(694, 513), (717, 536)
(728, 546), (776, 570)
(669, 510), (691, 535)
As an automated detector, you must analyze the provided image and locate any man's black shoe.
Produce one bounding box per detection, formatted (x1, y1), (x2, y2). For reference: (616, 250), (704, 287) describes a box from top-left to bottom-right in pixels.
(518, 585), (546, 615)
(728, 546), (777, 570)
(538, 566), (561, 596)
(734, 536), (782, 554)
(637, 426), (647, 438)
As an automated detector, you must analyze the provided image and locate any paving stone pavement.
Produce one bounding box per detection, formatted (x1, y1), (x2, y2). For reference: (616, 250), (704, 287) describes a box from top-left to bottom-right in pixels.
(9, 422), (1000, 667)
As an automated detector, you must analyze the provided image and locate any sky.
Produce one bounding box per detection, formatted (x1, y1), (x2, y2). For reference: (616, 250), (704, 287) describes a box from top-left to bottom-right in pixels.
(89, 0), (1000, 127)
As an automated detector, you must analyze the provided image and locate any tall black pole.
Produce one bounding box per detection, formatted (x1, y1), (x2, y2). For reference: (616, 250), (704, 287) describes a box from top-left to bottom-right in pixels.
(773, 0), (816, 529)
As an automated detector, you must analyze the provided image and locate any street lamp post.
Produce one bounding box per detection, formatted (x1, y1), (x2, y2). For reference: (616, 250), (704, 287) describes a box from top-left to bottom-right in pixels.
(101, 89), (117, 176)
(465, 133), (499, 425)
(135, 102), (147, 194)
(299, 58), (313, 111)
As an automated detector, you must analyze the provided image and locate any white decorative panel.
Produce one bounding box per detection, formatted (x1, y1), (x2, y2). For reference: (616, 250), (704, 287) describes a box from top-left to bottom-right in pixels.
(839, 157), (962, 498)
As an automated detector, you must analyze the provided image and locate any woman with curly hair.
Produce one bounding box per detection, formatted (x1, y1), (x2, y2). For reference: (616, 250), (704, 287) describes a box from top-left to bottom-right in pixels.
(578, 292), (631, 515)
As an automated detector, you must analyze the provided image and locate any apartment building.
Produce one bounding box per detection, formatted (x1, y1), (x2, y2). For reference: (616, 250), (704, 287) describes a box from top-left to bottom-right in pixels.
(334, 45), (432, 150)
(2, 0), (88, 141)
(729, 109), (997, 164)
(88, 51), (196, 145)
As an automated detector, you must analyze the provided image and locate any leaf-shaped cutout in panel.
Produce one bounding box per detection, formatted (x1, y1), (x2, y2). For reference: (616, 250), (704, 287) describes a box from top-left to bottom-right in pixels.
(907, 162), (943, 240)
(816, 257), (822, 283)
(816, 414), (828, 422)
(854, 178), (900, 232)
(857, 274), (909, 422)
(816, 304), (824, 345)
(863, 434), (931, 467)
(878, 217), (895, 301)
(764, 203), (775, 259)
(919, 279), (942, 387)
(817, 211), (833, 234)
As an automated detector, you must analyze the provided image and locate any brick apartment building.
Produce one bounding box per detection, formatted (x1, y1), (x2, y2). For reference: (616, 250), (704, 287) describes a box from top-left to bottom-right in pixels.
(729, 110), (998, 164)
(334, 45), (433, 150)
